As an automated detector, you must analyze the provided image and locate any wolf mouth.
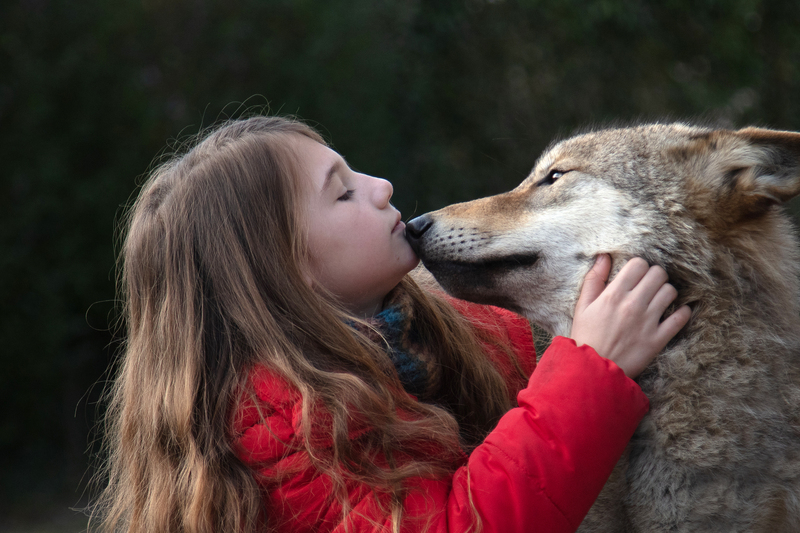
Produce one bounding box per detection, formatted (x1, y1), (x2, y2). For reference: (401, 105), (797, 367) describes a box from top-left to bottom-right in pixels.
(420, 253), (538, 312)
(424, 252), (540, 277)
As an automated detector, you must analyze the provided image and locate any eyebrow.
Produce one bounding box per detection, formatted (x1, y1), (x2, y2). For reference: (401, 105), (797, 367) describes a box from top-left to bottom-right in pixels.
(322, 159), (347, 192)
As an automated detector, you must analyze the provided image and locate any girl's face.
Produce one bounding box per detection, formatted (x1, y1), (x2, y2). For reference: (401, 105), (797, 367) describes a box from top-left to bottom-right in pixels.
(293, 135), (419, 316)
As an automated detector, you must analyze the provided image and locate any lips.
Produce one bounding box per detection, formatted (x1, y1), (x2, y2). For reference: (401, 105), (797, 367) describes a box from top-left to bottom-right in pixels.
(392, 212), (404, 233)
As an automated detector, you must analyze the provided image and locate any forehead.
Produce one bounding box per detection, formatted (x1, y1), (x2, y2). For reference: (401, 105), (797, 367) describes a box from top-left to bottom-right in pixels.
(286, 134), (341, 191)
(288, 134), (337, 167)
(531, 124), (703, 179)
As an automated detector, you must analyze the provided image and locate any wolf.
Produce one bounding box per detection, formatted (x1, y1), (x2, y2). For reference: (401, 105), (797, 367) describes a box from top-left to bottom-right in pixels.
(405, 123), (800, 532)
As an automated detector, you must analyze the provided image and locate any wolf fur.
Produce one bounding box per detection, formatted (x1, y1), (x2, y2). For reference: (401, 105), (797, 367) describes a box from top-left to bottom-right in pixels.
(406, 123), (800, 532)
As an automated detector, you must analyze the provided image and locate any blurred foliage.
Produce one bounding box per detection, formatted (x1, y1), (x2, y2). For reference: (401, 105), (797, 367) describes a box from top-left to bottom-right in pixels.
(1, 0), (799, 522)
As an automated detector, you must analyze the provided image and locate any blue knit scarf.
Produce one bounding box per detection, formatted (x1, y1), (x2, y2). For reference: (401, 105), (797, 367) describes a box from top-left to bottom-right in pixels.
(355, 288), (441, 400)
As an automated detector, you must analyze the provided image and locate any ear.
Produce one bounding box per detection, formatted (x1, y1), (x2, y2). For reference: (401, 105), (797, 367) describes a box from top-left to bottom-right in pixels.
(726, 127), (800, 211)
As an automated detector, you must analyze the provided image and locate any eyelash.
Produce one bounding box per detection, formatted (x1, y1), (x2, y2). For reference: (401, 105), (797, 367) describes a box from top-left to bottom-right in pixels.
(337, 189), (355, 201)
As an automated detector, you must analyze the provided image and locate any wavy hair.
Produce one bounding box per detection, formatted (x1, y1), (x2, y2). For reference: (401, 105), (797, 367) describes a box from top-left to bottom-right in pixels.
(92, 116), (521, 533)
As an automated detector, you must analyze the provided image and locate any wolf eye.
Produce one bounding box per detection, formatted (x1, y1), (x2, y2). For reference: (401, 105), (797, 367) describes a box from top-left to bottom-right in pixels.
(537, 169), (566, 186)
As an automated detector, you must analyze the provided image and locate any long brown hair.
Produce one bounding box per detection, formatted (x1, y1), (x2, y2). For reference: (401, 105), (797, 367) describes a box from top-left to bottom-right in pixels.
(93, 115), (520, 533)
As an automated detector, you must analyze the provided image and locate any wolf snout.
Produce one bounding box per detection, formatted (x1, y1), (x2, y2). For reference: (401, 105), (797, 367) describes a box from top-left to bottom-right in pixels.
(405, 214), (433, 254)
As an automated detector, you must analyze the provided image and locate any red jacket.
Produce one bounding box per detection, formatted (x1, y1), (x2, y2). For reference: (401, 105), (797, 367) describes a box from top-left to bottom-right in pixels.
(233, 301), (649, 533)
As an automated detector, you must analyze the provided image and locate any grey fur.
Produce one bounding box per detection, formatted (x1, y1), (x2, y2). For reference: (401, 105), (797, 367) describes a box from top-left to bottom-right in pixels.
(408, 123), (800, 532)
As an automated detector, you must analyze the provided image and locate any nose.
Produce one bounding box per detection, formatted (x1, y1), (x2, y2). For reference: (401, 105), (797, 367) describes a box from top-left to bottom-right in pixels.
(373, 177), (393, 208)
(405, 214), (433, 251)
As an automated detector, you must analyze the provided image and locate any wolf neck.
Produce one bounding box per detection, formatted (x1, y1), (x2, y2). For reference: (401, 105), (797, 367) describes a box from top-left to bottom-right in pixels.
(646, 215), (800, 385)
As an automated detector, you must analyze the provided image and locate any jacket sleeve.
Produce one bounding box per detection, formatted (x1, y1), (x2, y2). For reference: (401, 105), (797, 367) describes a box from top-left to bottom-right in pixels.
(234, 336), (648, 533)
(404, 336), (649, 533)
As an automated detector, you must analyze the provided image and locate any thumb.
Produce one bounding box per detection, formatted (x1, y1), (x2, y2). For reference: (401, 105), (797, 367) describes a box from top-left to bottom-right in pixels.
(576, 254), (610, 313)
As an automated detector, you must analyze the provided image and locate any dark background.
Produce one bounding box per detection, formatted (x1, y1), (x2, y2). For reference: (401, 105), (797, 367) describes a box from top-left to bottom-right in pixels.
(2, 0), (799, 530)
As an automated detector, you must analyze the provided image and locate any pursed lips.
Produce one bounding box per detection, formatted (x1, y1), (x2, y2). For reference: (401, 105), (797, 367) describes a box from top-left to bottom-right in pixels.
(392, 212), (404, 233)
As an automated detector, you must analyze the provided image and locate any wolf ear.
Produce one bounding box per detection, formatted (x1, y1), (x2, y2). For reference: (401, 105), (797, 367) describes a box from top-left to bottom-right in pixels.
(724, 127), (800, 212)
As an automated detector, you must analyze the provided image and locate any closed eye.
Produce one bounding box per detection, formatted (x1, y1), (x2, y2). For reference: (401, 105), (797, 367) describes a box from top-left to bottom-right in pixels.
(337, 189), (355, 201)
(536, 169), (568, 186)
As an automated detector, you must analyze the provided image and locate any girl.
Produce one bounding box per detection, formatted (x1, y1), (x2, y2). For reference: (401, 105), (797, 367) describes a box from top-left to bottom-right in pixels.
(94, 116), (690, 533)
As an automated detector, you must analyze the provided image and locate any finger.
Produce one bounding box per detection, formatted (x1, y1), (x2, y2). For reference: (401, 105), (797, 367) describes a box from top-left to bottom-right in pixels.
(654, 305), (692, 348)
(608, 257), (650, 292)
(646, 282), (678, 316)
(632, 265), (670, 304)
(576, 254), (611, 312)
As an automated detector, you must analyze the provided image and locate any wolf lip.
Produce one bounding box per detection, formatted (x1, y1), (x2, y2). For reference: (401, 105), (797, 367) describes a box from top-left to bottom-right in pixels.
(419, 255), (535, 313)
(425, 253), (540, 275)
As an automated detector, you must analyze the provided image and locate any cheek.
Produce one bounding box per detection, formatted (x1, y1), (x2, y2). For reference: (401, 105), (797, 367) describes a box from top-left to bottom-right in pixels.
(306, 221), (347, 277)
(304, 228), (328, 266)
(353, 215), (385, 245)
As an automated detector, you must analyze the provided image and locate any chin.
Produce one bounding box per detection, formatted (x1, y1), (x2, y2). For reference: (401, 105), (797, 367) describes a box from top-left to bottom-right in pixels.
(396, 243), (421, 272)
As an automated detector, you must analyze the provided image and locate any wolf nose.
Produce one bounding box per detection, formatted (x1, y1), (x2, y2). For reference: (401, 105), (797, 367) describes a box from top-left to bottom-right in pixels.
(405, 214), (433, 248)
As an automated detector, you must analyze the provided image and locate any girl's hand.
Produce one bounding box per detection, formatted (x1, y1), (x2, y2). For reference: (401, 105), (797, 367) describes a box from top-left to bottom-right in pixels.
(570, 254), (691, 378)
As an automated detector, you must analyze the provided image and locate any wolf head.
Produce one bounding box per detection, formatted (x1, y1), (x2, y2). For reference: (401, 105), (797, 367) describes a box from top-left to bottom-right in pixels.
(407, 124), (800, 337)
